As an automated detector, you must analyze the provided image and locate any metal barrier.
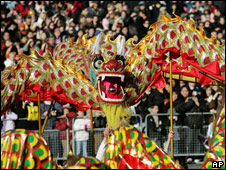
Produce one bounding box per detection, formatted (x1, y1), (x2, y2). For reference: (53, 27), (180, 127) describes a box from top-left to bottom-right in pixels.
(71, 116), (104, 157)
(71, 114), (142, 156)
(1, 116), (70, 164)
(40, 116), (69, 163)
(144, 112), (214, 156)
(2, 112), (214, 160)
(30, 116), (70, 164)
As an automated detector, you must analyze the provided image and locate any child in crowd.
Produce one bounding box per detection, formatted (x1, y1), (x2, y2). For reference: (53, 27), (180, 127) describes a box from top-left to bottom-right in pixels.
(73, 111), (91, 157)
(1, 109), (18, 134)
(146, 104), (167, 147)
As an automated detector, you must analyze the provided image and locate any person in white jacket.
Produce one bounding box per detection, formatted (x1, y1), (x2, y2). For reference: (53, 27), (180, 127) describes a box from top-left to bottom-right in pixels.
(1, 109), (18, 134)
(73, 111), (91, 157)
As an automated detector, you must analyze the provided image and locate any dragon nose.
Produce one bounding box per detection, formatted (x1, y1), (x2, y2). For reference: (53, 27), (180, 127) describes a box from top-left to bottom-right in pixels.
(102, 60), (123, 72)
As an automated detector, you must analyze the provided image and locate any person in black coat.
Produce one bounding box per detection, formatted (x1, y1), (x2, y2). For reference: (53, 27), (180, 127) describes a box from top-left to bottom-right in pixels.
(40, 100), (64, 158)
(13, 100), (39, 130)
(146, 104), (167, 147)
(135, 93), (150, 122)
(175, 85), (209, 126)
(174, 85), (209, 160)
(146, 88), (168, 114)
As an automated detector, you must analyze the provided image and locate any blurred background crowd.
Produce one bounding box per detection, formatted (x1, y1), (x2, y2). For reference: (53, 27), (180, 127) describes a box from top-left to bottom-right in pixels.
(1, 1), (225, 167)
(1, 1), (225, 70)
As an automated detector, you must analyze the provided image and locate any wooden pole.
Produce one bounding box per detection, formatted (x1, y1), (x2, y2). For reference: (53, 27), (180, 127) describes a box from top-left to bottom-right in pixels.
(41, 101), (55, 135)
(89, 109), (95, 155)
(38, 92), (41, 135)
(169, 54), (174, 158)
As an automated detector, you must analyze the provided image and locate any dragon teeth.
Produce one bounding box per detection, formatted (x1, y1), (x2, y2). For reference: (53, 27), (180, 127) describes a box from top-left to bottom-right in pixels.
(117, 68), (122, 72)
(106, 68), (111, 71)
(121, 76), (125, 82)
(101, 75), (105, 81)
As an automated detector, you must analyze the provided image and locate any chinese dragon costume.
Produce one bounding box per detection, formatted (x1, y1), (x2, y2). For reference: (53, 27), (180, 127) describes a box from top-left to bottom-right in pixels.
(1, 16), (225, 169)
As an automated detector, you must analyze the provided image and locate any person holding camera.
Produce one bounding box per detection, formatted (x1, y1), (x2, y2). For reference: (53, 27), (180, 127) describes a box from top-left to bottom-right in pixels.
(13, 100), (39, 130)
(175, 85), (209, 163)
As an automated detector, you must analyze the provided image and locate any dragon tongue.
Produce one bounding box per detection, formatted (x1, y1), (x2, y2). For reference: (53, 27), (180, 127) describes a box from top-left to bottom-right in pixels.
(104, 81), (120, 98)
(104, 81), (118, 91)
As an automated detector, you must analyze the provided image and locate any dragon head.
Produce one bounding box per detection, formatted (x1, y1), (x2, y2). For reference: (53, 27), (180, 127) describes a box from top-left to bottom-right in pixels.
(89, 32), (127, 104)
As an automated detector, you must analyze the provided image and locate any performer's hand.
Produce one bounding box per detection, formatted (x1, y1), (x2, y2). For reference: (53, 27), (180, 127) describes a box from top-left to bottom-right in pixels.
(168, 130), (174, 140)
(104, 126), (112, 139)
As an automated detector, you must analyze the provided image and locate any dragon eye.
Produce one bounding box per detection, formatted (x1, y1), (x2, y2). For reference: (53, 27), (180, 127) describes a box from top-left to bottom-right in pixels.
(93, 55), (104, 69)
(115, 55), (125, 66)
(118, 60), (124, 65)
(94, 60), (103, 68)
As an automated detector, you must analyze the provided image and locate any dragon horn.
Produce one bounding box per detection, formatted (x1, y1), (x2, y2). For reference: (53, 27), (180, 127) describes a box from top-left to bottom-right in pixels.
(116, 35), (126, 56)
(91, 32), (105, 55)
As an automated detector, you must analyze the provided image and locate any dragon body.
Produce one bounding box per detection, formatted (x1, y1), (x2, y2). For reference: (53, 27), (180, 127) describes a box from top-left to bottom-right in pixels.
(202, 107), (225, 169)
(1, 129), (58, 169)
(1, 16), (225, 169)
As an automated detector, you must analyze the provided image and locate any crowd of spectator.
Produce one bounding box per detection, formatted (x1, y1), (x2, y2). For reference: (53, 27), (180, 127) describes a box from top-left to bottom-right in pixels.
(1, 0), (225, 167)
(1, 1), (225, 71)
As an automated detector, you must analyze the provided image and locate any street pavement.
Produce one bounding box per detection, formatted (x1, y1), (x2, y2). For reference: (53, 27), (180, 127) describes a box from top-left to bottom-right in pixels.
(187, 162), (203, 169)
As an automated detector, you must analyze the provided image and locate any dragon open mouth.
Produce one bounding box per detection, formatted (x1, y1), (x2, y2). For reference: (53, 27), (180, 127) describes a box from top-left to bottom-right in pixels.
(97, 72), (125, 103)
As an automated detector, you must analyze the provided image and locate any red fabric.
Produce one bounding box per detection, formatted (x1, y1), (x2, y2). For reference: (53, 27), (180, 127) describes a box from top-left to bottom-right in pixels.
(55, 112), (77, 140)
(209, 6), (216, 13)
(118, 154), (154, 169)
(72, 1), (82, 15)
(133, 71), (165, 105)
(19, 80), (93, 111)
(14, 3), (30, 18)
(181, 52), (224, 83)
(39, 49), (44, 55)
(56, 119), (67, 130)
(1, 41), (5, 51)
(157, 49), (225, 84)
(47, 47), (54, 55)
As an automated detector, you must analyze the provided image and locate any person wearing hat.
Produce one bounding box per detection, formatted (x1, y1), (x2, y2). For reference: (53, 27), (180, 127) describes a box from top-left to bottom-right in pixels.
(56, 103), (77, 157)
(138, 1), (146, 11)
(86, 13), (94, 28)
